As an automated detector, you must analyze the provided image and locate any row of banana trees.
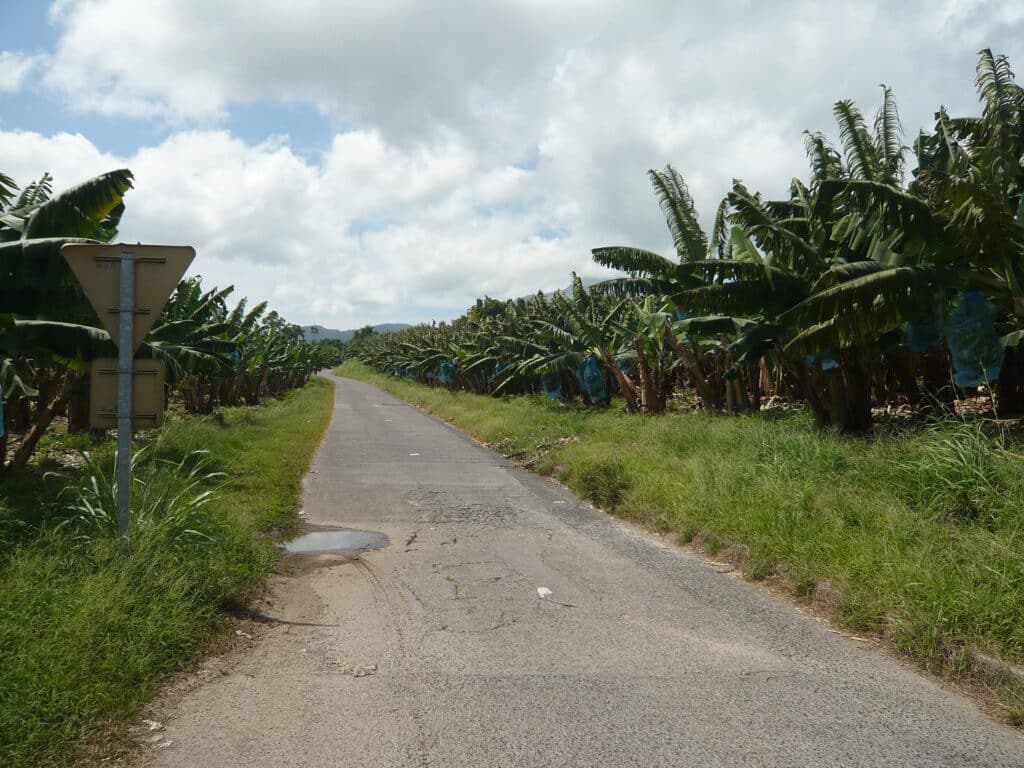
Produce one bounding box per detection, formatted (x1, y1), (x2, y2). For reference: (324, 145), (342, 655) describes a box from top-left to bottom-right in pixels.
(1, 168), (341, 474)
(349, 49), (1024, 434)
(153, 277), (341, 413)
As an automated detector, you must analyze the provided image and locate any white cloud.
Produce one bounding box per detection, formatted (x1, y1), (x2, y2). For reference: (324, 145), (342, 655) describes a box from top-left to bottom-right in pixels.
(4, 0), (1024, 328)
(0, 51), (43, 94)
(0, 128), (594, 327)
(0, 130), (120, 181)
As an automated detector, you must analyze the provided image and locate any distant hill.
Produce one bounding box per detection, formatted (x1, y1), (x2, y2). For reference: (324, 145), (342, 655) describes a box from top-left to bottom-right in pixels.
(302, 323), (412, 342)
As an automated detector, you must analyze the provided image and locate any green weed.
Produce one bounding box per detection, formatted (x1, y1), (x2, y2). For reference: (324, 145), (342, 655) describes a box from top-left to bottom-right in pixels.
(54, 448), (225, 548)
(573, 455), (629, 508)
(896, 421), (1010, 524)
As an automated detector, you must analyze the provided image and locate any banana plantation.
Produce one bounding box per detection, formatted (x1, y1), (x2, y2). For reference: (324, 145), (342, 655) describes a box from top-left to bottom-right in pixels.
(0, 168), (341, 474)
(348, 50), (1024, 435)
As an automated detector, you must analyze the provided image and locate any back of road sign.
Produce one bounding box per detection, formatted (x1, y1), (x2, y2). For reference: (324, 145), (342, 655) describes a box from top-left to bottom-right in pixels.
(62, 244), (195, 352)
(89, 358), (167, 429)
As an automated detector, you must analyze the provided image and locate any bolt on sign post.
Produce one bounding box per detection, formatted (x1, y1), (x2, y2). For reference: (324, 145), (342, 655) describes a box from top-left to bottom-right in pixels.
(62, 244), (195, 535)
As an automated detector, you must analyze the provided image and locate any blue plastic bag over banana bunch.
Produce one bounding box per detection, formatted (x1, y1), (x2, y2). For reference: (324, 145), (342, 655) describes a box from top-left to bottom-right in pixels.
(439, 359), (456, 384)
(485, 360), (507, 384)
(574, 356), (608, 403)
(944, 291), (1004, 388)
(805, 350), (839, 371)
(540, 370), (563, 400)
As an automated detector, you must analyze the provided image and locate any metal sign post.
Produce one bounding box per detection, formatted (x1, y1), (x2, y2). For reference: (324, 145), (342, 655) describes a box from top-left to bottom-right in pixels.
(116, 250), (135, 535)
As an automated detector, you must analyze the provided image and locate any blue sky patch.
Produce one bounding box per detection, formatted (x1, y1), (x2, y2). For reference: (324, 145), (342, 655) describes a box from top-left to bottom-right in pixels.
(0, 1), (56, 51)
(347, 214), (395, 237)
(1, 3), (335, 159)
(534, 223), (569, 241)
(513, 144), (540, 171)
(0, 88), (178, 157)
(226, 101), (333, 159)
(474, 194), (545, 219)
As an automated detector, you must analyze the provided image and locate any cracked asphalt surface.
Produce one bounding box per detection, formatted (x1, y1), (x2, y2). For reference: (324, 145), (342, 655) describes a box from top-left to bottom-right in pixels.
(148, 374), (1024, 767)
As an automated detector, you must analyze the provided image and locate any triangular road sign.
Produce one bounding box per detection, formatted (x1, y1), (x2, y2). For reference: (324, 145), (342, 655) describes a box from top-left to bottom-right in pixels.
(62, 243), (195, 352)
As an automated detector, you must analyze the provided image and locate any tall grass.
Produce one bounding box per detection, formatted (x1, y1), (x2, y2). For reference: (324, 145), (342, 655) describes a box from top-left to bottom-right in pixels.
(54, 447), (225, 546)
(338, 361), (1024, 721)
(0, 378), (334, 767)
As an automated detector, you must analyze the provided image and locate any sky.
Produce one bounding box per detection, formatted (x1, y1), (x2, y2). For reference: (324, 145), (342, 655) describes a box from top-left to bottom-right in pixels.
(2, 1), (1024, 329)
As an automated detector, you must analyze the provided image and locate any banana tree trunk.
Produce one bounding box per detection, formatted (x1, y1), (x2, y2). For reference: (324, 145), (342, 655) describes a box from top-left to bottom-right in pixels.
(67, 377), (91, 433)
(920, 348), (955, 409)
(598, 349), (639, 413)
(5, 371), (78, 473)
(633, 337), (668, 414)
(801, 364), (830, 428)
(634, 336), (651, 412)
(750, 362), (763, 412)
(731, 377), (752, 414)
(829, 355), (873, 433)
(997, 341), (1024, 414)
(663, 324), (718, 410)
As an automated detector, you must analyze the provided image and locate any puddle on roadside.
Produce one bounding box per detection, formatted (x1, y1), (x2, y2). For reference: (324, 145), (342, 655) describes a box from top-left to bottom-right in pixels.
(281, 526), (390, 557)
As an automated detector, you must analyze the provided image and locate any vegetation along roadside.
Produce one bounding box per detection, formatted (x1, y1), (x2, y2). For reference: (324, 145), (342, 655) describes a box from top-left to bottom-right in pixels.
(337, 359), (1024, 724)
(0, 377), (334, 768)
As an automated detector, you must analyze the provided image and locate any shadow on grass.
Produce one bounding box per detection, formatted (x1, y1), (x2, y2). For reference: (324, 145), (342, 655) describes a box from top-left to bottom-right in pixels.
(0, 468), (77, 554)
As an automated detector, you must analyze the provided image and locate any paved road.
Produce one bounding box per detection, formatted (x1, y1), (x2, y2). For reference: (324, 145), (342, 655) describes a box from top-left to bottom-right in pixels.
(150, 374), (1024, 767)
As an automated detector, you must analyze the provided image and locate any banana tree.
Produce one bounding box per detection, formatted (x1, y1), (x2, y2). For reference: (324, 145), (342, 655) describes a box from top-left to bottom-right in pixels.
(681, 89), (934, 431)
(0, 320), (113, 472)
(783, 50), (1024, 415)
(1, 169), (134, 468)
(614, 296), (677, 414)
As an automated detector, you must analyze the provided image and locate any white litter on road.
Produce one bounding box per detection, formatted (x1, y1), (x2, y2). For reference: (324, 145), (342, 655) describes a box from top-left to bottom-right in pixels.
(537, 587), (552, 598)
(409, 452), (420, 456)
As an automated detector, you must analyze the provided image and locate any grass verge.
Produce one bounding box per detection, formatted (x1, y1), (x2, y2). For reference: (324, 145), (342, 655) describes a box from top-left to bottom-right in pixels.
(337, 360), (1024, 722)
(0, 377), (334, 767)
